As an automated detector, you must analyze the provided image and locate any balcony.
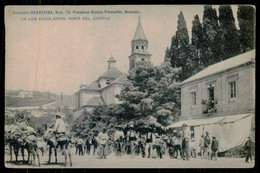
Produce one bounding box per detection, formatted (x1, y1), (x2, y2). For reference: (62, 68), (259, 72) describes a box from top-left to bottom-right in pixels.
(201, 99), (217, 115)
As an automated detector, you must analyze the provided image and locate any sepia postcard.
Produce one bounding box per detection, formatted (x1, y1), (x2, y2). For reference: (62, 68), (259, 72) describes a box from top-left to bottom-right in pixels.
(4, 5), (255, 168)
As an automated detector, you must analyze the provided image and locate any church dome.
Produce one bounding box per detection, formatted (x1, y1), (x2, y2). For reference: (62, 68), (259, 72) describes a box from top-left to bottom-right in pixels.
(99, 68), (123, 79)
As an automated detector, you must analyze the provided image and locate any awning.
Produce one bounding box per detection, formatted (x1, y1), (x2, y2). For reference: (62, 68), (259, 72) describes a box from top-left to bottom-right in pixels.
(168, 113), (253, 152)
(167, 113), (252, 128)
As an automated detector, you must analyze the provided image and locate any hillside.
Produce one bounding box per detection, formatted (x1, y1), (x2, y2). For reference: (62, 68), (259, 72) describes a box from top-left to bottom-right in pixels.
(5, 90), (75, 108)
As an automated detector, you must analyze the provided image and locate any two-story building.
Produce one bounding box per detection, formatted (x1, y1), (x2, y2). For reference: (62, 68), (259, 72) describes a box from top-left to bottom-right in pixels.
(168, 50), (255, 152)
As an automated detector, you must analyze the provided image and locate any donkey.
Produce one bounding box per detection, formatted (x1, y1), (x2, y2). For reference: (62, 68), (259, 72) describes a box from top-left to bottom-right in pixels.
(42, 124), (72, 167)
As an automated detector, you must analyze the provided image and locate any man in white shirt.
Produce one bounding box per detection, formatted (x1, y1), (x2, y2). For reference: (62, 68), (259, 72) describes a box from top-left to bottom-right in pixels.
(114, 126), (124, 156)
(49, 113), (66, 143)
(97, 128), (109, 159)
(77, 136), (84, 155)
(51, 113), (66, 134)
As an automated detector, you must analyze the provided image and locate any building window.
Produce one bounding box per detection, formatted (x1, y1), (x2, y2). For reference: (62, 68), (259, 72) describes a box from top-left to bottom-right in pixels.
(191, 91), (196, 105)
(229, 81), (236, 98)
(208, 85), (214, 101)
(142, 45), (144, 50)
(136, 46), (138, 50)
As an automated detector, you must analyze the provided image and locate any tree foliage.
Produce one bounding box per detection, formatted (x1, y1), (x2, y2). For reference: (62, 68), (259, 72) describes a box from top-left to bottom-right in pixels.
(218, 5), (241, 59)
(165, 5), (255, 80)
(237, 5), (255, 52)
(166, 11), (201, 81)
(117, 61), (181, 126)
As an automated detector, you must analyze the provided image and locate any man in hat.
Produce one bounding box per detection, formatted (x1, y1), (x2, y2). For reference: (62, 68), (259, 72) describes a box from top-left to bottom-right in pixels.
(244, 136), (254, 163)
(181, 124), (190, 160)
(91, 133), (98, 156)
(204, 131), (211, 160)
(211, 136), (218, 160)
(50, 113), (66, 134)
(77, 136), (84, 156)
(173, 130), (181, 159)
(97, 128), (109, 159)
(199, 134), (205, 159)
(146, 126), (154, 158)
(114, 126), (125, 156)
(49, 113), (66, 144)
(128, 125), (137, 156)
(153, 133), (165, 159)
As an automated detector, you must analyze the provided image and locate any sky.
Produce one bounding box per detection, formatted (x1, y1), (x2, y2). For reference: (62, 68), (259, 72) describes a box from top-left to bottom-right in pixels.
(5, 5), (239, 95)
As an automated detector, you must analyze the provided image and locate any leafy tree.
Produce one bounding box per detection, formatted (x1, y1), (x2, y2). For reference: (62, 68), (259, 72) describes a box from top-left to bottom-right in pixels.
(237, 5), (255, 52)
(117, 61), (181, 126)
(218, 5), (241, 59)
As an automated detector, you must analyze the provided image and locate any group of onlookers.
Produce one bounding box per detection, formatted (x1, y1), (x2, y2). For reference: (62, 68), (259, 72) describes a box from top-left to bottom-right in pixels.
(72, 123), (254, 163)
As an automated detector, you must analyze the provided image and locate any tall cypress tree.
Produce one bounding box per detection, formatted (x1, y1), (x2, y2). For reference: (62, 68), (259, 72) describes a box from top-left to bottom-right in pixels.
(218, 5), (241, 59)
(176, 11), (189, 48)
(164, 47), (171, 62)
(201, 5), (219, 68)
(203, 5), (218, 30)
(164, 11), (199, 81)
(176, 11), (190, 81)
(191, 15), (203, 69)
(168, 35), (179, 68)
(237, 5), (255, 52)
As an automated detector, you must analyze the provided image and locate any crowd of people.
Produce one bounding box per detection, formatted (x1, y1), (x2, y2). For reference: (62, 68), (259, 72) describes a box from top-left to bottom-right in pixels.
(72, 123), (248, 162)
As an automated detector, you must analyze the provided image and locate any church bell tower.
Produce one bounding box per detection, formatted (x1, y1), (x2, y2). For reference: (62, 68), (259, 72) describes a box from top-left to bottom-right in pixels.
(128, 16), (152, 71)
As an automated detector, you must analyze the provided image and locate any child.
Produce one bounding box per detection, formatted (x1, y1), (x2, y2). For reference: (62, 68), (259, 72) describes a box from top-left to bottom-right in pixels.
(211, 136), (218, 160)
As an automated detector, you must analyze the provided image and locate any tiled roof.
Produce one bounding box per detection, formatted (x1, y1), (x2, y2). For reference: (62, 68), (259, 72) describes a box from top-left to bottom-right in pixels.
(84, 81), (100, 90)
(132, 18), (147, 41)
(111, 74), (128, 84)
(182, 50), (255, 85)
(99, 68), (123, 79)
(85, 97), (104, 107)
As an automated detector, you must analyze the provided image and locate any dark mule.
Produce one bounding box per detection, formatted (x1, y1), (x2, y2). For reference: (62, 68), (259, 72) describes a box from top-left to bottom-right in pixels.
(11, 134), (41, 166)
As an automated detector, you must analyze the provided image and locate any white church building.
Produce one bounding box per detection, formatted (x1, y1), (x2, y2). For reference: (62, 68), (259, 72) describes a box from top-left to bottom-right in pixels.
(73, 18), (152, 117)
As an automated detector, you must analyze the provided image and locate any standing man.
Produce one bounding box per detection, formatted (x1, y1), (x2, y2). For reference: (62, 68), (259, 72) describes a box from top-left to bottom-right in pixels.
(204, 131), (211, 160)
(97, 128), (109, 159)
(199, 134), (205, 159)
(91, 133), (98, 156)
(85, 135), (91, 155)
(128, 125), (137, 156)
(174, 131), (182, 159)
(75, 137), (79, 155)
(244, 136), (254, 163)
(211, 136), (219, 160)
(181, 124), (190, 160)
(77, 136), (84, 155)
(114, 126), (125, 156)
(146, 127), (154, 158)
